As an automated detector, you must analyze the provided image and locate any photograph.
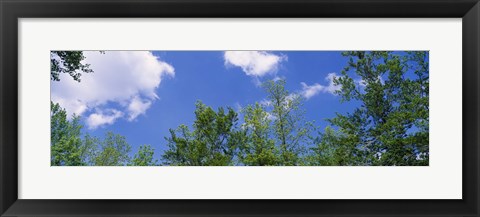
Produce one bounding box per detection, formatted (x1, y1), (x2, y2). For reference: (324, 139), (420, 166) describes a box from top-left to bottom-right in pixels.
(3, 0), (477, 215)
(50, 50), (429, 166)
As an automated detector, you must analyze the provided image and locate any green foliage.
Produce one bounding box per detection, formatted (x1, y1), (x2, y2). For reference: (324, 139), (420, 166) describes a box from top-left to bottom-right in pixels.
(93, 132), (132, 166)
(81, 133), (101, 166)
(262, 79), (312, 165)
(239, 103), (279, 166)
(162, 101), (242, 166)
(162, 80), (314, 166)
(308, 126), (348, 166)
(51, 102), (134, 166)
(329, 51), (429, 166)
(51, 51), (93, 82)
(50, 51), (429, 167)
(130, 145), (158, 166)
(51, 102), (88, 166)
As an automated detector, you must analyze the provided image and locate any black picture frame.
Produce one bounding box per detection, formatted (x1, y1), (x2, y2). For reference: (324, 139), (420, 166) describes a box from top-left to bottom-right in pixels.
(1, 0), (479, 216)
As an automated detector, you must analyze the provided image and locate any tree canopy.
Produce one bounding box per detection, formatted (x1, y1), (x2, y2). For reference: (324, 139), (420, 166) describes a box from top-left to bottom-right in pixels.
(51, 51), (93, 82)
(162, 101), (242, 166)
(327, 51), (429, 166)
(50, 51), (429, 166)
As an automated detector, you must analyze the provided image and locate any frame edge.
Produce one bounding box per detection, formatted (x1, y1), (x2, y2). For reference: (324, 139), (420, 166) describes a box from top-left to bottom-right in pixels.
(1, 0), (479, 216)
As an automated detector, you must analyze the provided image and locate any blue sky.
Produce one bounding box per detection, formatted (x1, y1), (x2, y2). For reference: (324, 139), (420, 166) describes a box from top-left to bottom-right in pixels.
(51, 51), (373, 159)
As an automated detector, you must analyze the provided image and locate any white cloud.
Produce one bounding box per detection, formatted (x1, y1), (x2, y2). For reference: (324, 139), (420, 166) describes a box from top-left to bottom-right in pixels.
(234, 102), (243, 112)
(259, 99), (272, 107)
(324, 73), (342, 94)
(256, 99), (275, 120)
(265, 112), (276, 121)
(224, 51), (285, 77)
(86, 109), (123, 130)
(51, 51), (175, 129)
(259, 93), (297, 107)
(356, 75), (384, 88)
(357, 78), (368, 87)
(273, 75), (285, 82)
(300, 82), (324, 99)
(300, 73), (341, 99)
(127, 95), (152, 121)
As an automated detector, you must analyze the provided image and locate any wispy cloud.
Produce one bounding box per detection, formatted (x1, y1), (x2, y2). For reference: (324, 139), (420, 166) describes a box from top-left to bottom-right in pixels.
(51, 51), (175, 129)
(224, 51), (286, 77)
(356, 75), (384, 88)
(86, 109), (123, 130)
(127, 95), (153, 121)
(259, 99), (272, 107)
(357, 78), (368, 88)
(300, 73), (341, 99)
(300, 83), (324, 99)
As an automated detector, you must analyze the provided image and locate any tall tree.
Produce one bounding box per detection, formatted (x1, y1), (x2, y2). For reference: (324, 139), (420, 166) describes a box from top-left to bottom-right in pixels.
(162, 101), (242, 166)
(51, 102), (86, 166)
(262, 79), (311, 165)
(162, 124), (205, 166)
(331, 51), (429, 166)
(130, 144), (158, 166)
(81, 133), (101, 166)
(239, 103), (278, 166)
(93, 132), (132, 166)
(51, 51), (94, 82)
(308, 126), (353, 166)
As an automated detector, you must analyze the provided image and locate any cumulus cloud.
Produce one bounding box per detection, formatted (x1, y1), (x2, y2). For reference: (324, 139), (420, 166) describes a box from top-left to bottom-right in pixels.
(86, 109), (123, 130)
(51, 51), (175, 129)
(224, 51), (285, 77)
(300, 83), (324, 99)
(300, 73), (341, 99)
(127, 95), (153, 121)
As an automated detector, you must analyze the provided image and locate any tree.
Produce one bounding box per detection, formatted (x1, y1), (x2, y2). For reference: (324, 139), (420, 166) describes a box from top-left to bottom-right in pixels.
(130, 145), (158, 166)
(49, 51), (429, 167)
(51, 88), (133, 167)
(50, 102), (86, 166)
(81, 133), (101, 166)
(330, 51), (429, 166)
(239, 103), (279, 166)
(51, 51), (94, 82)
(162, 124), (205, 166)
(307, 126), (354, 166)
(93, 132), (132, 166)
(162, 101), (242, 166)
(262, 79), (311, 165)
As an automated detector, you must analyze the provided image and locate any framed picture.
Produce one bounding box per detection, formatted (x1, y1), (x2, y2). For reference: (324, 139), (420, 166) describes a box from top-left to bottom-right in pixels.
(1, 0), (478, 216)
